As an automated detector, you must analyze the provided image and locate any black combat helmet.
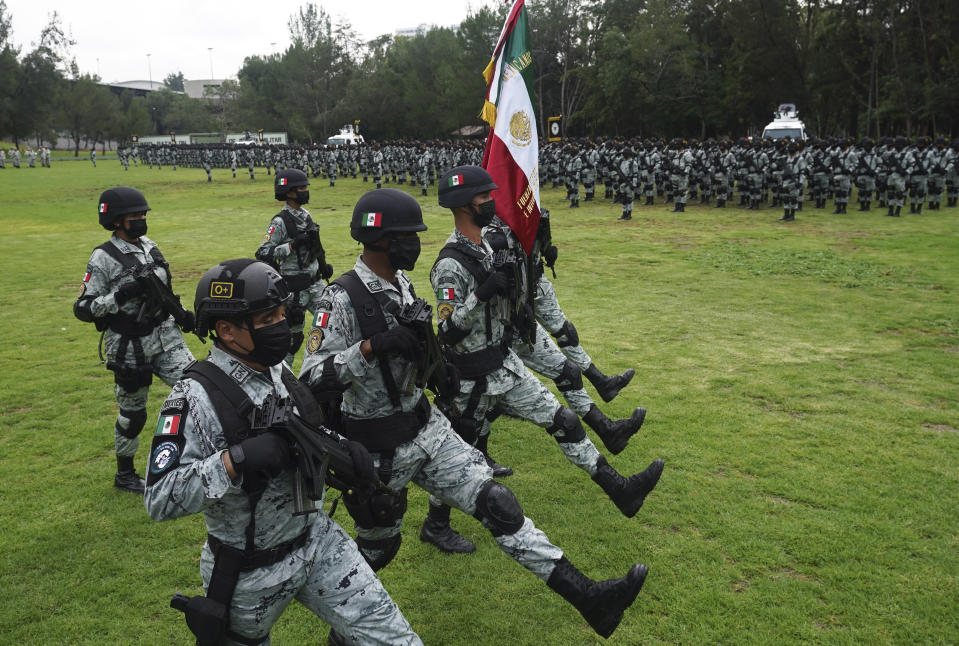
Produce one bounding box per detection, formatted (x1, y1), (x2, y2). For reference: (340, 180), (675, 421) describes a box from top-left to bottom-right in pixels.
(350, 188), (426, 244)
(193, 259), (291, 340)
(438, 165), (498, 208)
(274, 169), (309, 201)
(97, 186), (150, 230)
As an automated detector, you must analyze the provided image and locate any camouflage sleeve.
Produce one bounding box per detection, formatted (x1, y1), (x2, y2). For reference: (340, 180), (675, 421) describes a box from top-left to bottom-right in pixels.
(254, 216), (292, 264)
(144, 380), (240, 522)
(432, 256), (482, 335)
(77, 249), (123, 319)
(298, 285), (370, 389)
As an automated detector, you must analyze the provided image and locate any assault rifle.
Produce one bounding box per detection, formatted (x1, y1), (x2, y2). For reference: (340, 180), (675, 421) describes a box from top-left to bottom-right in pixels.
(251, 394), (386, 516)
(396, 298), (457, 401)
(132, 266), (195, 332)
(493, 248), (535, 349)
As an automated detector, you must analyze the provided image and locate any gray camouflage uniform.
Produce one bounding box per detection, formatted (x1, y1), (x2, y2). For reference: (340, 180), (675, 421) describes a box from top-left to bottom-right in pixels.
(77, 235), (194, 458)
(299, 257), (565, 580)
(145, 346), (421, 646)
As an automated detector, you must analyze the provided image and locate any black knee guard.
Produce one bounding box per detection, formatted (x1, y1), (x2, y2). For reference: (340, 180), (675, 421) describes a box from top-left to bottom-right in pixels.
(117, 408), (147, 439)
(554, 360), (583, 393)
(356, 534), (402, 571)
(554, 320), (579, 348)
(473, 480), (524, 537)
(546, 407), (586, 443)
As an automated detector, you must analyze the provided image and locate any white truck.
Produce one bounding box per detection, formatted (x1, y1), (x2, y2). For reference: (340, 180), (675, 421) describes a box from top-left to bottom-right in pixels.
(761, 104), (807, 141)
(326, 124), (365, 147)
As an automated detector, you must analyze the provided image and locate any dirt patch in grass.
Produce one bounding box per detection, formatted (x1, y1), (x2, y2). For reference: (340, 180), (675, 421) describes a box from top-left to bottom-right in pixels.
(922, 423), (957, 433)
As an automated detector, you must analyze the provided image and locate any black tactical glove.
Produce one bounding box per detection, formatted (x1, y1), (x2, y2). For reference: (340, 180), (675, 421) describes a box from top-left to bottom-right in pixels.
(543, 245), (559, 266)
(320, 263), (334, 280)
(344, 440), (376, 484)
(369, 325), (420, 360)
(475, 270), (509, 301)
(229, 433), (292, 480)
(114, 280), (143, 304)
(179, 311), (196, 333)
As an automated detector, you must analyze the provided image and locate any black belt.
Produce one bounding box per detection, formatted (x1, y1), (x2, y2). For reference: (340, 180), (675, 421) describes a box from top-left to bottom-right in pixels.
(341, 394), (430, 452)
(207, 529), (309, 572)
(445, 344), (508, 380)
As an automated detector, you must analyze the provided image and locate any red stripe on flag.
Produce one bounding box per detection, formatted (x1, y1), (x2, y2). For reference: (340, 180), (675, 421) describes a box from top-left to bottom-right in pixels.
(483, 134), (539, 253)
(83, 271), (91, 283)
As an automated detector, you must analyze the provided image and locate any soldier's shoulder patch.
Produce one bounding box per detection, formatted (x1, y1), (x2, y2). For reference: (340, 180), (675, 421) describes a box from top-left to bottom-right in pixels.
(366, 280), (383, 292)
(437, 303), (454, 321)
(314, 311), (331, 328)
(77, 283), (86, 299)
(160, 397), (187, 416)
(306, 327), (324, 353)
(261, 233), (271, 244)
(316, 299), (332, 311)
(436, 287), (456, 301)
(149, 441), (180, 475)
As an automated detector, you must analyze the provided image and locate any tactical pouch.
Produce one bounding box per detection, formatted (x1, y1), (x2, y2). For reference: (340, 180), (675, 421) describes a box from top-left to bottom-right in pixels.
(452, 416), (480, 445)
(170, 594), (227, 646)
(343, 486), (408, 529)
(107, 362), (153, 391)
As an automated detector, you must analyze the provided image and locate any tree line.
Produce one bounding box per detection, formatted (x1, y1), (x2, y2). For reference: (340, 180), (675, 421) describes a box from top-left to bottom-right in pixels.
(1, 0), (956, 151)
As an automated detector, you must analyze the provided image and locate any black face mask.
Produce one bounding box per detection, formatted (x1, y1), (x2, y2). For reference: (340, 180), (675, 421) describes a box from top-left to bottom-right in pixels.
(387, 236), (421, 271)
(294, 190), (310, 205)
(471, 199), (496, 227)
(124, 219), (148, 238)
(247, 319), (292, 367)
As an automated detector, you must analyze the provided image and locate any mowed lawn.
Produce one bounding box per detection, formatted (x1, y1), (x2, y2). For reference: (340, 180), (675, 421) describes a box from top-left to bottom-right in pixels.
(0, 159), (956, 645)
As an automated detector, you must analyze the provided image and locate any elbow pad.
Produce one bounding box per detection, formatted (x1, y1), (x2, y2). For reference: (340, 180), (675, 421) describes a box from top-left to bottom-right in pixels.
(73, 297), (96, 323)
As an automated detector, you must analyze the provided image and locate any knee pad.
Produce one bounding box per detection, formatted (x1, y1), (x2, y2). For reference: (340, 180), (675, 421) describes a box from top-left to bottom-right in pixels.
(356, 534), (402, 572)
(473, 480), (524, 537)
(554, 360), (583, 393)
(546, 407), (586, 443)
(117, 408), (147, 439)
(554, 320), (579, 348)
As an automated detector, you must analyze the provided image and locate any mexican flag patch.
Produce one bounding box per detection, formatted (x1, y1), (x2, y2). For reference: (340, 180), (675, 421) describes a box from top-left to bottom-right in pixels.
(448, 174), (464, 187)
(315, 311), (330, 328)
(99, 203), (108, 213)
(437, 287), (455, 300)
(155, 414), (181, 436)
(83, 271), (91, 283)
(278, 177), (288, 186)
(363, 212), (382, 227)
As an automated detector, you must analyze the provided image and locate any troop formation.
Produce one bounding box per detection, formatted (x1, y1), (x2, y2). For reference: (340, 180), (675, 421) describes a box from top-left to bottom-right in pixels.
(73, 166), (663, 644)
(541, 136), (959, 220)
(0, 146), (52, 168)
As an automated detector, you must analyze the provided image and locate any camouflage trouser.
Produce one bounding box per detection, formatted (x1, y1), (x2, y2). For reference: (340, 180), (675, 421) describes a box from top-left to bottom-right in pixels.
(513, 324), (593, 416)
(108, 332), (194, 458)
(746, 172), (763, 201)
(670, 173), (689, 204)
(832, 174), (851, 203)
(909, 174), (928, 205)
(927, 175), (944, 204)
(855, 175), (876, 203)
(946, 172), (958, 199)
(533, 278), (592, 370)
(200, 514), (422, 646)
(712, 172), (728, 200)
(621, 181), (635, 212)
(363, 407), (566, 581)
(886, 173), (906, 207)
(781, 178), (802, 210)
(810, 172), (830, 202)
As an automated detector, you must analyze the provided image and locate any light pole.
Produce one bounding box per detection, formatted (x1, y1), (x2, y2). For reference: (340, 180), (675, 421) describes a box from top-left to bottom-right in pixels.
(147, 53), (152, 89)
(207, 47), (214, 79)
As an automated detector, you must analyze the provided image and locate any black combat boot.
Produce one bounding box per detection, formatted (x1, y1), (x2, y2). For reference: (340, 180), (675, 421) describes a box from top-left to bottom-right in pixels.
(784, 210), (795, 221)
(864, 201), (870, 211)
(714, 199), (725, 208)
(948, 197), (956, 207)
(915, 203), (922, 214)
(591, 455), (664, 518)
(832, 202), (842, 214)
(618, 210), (629, 221)
(894, 206), (901, 217)
(672, 202), (685, 213)
(779, 209), (790, 221)
(421, 188), (427, 196)
(858, 201), (867, 212)
(739, 193), (747, 206)
(623, 211), (632, 220)
(476, 433), (513, 477)
(584, 363), (635, 402)
(583, 404), (646, 455)
(420, 502), (475, 553)
(546, 556), (648, 639)
(363, 176), (368, 182)
(114, 455), (145, 494)
(644, 195), (653, 206)
(570, 198), (579, 208)
(584, 194), (593, 202)
(664, 194), (673, 204)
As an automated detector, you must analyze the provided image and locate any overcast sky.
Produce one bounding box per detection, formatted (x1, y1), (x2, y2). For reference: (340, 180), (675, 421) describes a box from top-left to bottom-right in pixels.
(4, 0), (499, 83)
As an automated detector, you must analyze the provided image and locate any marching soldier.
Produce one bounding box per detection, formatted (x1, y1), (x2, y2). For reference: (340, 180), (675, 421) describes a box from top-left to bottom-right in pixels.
(73, 187), (196, 493)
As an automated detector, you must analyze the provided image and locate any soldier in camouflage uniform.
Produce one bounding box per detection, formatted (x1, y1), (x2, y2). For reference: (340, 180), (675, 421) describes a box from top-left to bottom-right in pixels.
(582, 141), (599, 201)
(945, 139), (958, 208)
(906, 137), (930, 214)
(853, 137), (877, 211)
(830, 137), (853, 214)
(0, 148), (5, 169)
(565, 145), (583, 208)
(73, 187), (195, 493)
(255, 169), (333, 366)
(882, 136), (908, 217)
(145, 258), (422, 646)
(425, 166), (664, 556)
(669, 138), (694, 213)
(300, 188), (651, 641)
(617, 148), (638, 220)
(925, 137), (948, 210)
(778, 142), (807, 222)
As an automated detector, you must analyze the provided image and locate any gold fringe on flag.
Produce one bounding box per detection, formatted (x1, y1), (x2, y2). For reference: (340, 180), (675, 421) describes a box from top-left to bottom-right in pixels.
(480, 101), (497, 128)
(483, 57), (495, 85)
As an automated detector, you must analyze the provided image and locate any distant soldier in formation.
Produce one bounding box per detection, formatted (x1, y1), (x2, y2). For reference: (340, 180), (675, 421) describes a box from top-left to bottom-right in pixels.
(90, 148), (97, 167)
(853, 137), (877, 212)
(11, 147), (21, 168)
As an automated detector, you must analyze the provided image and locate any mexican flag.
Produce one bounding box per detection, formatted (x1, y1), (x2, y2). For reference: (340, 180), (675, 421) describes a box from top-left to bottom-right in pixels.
(437, 287), (455, 300)
(481, 0), (541, 254)
(155, 414), (181, 436)
(448, 174), (465, 187)
(363, 212), (382, 227)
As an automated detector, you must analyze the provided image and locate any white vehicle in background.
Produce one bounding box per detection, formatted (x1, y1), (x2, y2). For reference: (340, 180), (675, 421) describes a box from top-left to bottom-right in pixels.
(762, 104), (808, 141)
(326, 123), (365, 147)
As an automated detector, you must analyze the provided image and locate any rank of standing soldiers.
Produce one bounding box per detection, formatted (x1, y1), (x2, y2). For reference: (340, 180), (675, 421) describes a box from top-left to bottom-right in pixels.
(539, 135), (959, 219)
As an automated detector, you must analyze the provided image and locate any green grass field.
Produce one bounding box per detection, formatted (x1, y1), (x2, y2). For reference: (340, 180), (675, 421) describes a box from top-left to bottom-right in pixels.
(0, 160), (956, 645)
